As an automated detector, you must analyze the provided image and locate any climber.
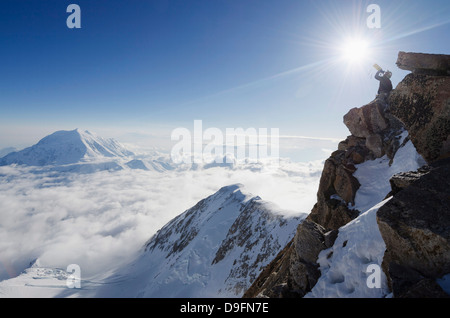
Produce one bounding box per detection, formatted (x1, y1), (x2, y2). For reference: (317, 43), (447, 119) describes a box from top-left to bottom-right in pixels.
(374, 69), (393, 96)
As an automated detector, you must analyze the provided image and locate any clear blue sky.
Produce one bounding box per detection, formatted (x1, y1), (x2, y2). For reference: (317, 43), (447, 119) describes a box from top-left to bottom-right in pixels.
(0, 0), (449, 153)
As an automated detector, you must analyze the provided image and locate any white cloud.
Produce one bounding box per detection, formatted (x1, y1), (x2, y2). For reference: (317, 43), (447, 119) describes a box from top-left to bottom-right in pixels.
(0, 159), (324, 282)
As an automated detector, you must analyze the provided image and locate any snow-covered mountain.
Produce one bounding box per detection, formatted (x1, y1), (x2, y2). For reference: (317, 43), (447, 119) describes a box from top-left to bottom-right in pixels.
(0, 129), (134, 166)
(0, 184), (304, 298)
(93, 184), (305, 298)
(0, 179), (312, 298)
(125, 158), (176, 172)
(0, 129), (181, 173)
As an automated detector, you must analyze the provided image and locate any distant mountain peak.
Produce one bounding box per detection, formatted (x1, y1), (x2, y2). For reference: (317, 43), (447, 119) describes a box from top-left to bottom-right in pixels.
(0, 129), (134, 166)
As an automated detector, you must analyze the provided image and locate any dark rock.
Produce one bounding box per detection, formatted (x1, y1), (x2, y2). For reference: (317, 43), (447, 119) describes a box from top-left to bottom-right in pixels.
(377, 158), (450, 297)
(387, 165), (431, 197)
(387, 263), (450, 298)
(334, 164), (358, 205)
(324, 230), (339, 248)
(243, 220), (329, 298)
(292, 220), (327, 264)
(389, 72), (450, 163)
(242, 239), (297, 298)
(365, 134), (384, 158)
(308, 200), (359, 232)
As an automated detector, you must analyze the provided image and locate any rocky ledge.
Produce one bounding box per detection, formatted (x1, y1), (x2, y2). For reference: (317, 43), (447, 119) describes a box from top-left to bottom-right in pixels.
(396, 51), (450, 76)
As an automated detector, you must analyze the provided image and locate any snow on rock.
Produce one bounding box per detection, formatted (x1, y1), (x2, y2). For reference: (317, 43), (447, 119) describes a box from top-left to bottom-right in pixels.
(305, 199), (391, 298)
(352, 131), (426, 214)
(94, 184), (305, 298)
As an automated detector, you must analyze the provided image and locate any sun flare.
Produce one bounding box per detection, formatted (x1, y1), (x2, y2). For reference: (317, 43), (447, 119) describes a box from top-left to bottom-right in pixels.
(340, 38), (370, 63)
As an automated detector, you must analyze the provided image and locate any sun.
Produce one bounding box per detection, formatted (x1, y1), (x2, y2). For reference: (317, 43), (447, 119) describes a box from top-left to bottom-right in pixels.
(339, 38), (370, 64)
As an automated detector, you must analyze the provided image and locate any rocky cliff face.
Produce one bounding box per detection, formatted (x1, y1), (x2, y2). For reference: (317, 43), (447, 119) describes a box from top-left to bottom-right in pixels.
(377, 158), (450, 297)
(376, 52), (450, 298)
(389, 53), (450, 163)
(244, 51), (450, 298)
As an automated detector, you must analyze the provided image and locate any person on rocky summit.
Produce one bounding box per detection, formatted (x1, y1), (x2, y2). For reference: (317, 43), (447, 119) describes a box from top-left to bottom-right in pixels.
(375, 69), (393, 100)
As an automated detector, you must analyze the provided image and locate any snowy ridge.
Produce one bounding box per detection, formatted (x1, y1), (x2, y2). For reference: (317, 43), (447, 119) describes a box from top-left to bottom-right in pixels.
(94, 184), (305, 298)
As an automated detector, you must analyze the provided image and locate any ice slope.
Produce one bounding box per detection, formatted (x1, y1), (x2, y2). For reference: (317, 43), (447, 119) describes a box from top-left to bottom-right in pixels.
(94, 184), (306, 298)
(0, 129), (134, 166)
(306, 131), (425, 298)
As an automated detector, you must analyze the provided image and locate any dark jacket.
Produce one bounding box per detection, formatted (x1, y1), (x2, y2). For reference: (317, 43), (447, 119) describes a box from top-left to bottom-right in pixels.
(375, 70), (393, 95)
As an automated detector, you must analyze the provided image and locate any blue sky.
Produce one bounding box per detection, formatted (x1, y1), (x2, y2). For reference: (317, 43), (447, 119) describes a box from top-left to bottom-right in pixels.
(0, 0), (449, 159)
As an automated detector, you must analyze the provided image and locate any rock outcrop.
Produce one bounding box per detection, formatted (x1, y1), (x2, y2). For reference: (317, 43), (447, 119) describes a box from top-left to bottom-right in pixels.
(396, 51), (450, 76)
(343, 99), (405, 161)
(389, 52), (450, 163)
(386, 165), (430, 197)
(244, 51), (450, 298)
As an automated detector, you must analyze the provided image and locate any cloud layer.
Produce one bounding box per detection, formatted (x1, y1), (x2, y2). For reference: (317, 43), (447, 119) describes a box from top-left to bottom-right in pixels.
(0, 159), (323, 281)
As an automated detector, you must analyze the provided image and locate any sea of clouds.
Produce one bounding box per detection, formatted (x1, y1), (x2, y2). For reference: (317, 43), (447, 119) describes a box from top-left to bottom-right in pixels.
(0, 158), (324, 282)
